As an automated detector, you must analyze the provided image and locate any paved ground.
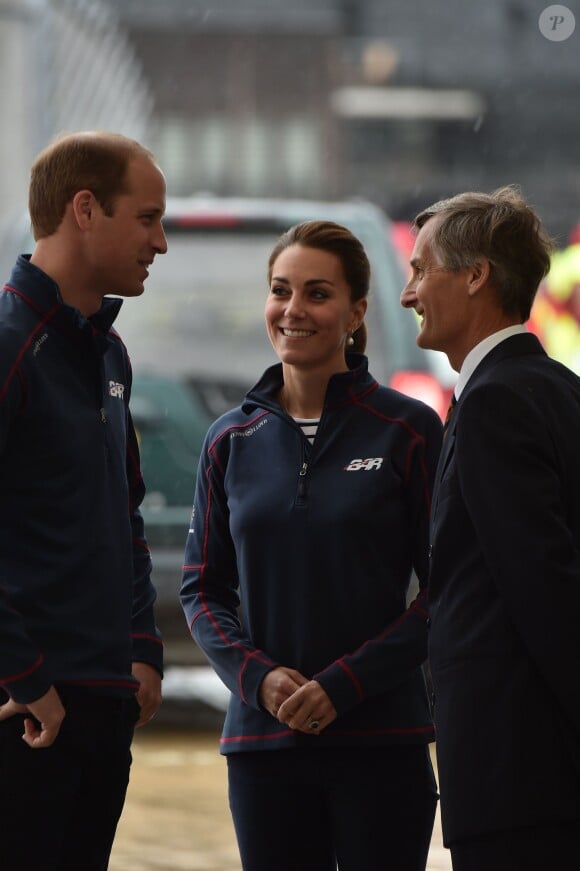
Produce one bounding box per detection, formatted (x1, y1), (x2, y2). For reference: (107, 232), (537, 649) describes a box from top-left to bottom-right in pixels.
(110, 727), (452, 871)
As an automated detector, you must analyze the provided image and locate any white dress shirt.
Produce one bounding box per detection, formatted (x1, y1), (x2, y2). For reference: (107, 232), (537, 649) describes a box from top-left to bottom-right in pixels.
(454, 324), (528, 399)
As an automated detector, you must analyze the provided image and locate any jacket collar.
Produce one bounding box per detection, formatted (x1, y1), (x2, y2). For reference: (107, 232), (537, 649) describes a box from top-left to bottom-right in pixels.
(463, 332), (545, 395)
(5, 255), (123, 334)
(455, 325), (528, 398)
(435, 332), (546, 481)
(242, 353), (377, 414)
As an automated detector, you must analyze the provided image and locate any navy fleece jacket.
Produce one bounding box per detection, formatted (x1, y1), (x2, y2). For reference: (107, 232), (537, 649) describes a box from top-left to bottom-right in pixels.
(181, 356), (442, 753)
(0, 256), (163, 704)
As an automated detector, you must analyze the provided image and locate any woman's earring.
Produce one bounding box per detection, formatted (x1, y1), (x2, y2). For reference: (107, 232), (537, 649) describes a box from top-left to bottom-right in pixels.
(347, 334), (355, 347)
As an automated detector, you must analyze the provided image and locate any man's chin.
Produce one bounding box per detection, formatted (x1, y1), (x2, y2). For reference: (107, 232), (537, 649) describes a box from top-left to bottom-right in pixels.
(416, 328), (435, 351)
(115, 284), (145, 299)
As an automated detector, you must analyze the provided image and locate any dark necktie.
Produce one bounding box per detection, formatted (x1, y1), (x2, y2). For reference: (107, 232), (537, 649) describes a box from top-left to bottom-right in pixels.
(443, 394), (457, 435)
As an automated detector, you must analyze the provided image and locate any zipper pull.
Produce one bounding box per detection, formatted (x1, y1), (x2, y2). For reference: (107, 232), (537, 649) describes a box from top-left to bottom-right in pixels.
(298, 461), (308, 499)
(100, 407), (107, 424)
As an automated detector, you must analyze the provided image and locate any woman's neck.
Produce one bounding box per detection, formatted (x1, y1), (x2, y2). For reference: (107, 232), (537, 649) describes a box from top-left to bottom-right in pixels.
(278, 365), (343, 419)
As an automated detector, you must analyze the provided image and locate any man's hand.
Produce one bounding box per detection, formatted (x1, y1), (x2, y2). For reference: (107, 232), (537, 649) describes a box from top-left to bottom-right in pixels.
(132, 661), (162, 727)
(0, 686), (66, 749)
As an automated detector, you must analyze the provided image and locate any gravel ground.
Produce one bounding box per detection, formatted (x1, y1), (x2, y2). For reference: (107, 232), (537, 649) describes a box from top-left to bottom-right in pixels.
(110, 726), (452, 871)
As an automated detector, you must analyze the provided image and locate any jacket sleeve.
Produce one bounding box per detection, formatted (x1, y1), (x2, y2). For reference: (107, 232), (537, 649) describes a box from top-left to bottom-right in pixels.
(313, 406), (443, 716)
(180, 427), (278, 710)
(0, 366), (52, 704)
(126, 401), (164, 676)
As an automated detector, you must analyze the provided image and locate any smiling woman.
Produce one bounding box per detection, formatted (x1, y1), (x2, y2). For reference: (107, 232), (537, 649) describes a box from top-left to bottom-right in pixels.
(179, 218), (444, 871)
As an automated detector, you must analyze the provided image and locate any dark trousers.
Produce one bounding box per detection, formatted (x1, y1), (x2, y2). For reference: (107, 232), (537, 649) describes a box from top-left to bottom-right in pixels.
(227, 743), (438, 871)
(450, 820), (580, 871)
(0, 688), (140, 871)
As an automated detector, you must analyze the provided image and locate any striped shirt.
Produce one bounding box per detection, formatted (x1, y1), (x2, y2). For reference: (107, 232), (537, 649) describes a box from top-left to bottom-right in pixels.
(294, 417), (320, 444)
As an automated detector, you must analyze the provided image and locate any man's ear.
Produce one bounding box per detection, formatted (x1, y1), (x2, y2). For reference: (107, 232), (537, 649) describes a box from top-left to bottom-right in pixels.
(467, 258), (491, 297)
(71, 190), (96, 230)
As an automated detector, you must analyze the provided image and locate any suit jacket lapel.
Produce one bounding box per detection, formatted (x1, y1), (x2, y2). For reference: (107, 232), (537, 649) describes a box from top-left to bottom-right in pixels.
(431, 333), (546, 511)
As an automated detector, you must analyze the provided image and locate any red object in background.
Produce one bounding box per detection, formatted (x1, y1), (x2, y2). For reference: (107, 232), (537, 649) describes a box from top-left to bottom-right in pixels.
(389, 370), (454, 423)
(390, 221), (415, 275)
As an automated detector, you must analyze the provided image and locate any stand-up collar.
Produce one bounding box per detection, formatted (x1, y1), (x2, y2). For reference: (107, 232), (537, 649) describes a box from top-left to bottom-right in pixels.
(5, 255), (123, 334)
(243, 353), (376, 413)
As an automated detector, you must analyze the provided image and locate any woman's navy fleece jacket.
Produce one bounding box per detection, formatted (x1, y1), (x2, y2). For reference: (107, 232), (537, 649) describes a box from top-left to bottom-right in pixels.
(181, 355), (442, 753)
(0, 256), (163, 705)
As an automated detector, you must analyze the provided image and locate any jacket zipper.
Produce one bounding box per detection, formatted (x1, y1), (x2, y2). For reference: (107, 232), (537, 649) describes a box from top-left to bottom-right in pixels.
(294, 409), (323, 507)
(275, 403), (312, 507)
(296, 459), (308, 506)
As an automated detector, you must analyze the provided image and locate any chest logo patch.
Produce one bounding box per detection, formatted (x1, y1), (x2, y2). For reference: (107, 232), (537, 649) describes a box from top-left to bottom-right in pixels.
(344, 457), (384, 471)
(108, 380), (125, 400)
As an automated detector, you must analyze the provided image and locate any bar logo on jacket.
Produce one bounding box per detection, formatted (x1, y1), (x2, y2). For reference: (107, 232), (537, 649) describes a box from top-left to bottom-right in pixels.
(108, 380), (125, 400)
(344, 457), (384, 471)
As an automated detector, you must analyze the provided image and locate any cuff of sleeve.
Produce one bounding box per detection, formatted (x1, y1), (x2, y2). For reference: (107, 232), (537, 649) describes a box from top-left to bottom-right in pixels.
(3, 662), (52, 706)
(314, 663), (364, 717)
(240, 657), (279, 711)
(132, 634), (164, 678)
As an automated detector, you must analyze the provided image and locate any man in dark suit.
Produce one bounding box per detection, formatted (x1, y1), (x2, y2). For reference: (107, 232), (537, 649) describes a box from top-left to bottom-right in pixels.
(400, 185), (580, 870)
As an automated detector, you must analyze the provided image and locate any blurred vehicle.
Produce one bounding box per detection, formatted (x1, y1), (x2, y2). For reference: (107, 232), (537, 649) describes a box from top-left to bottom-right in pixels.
(113, 195), (456, 664)
(1, 196), (456, 665)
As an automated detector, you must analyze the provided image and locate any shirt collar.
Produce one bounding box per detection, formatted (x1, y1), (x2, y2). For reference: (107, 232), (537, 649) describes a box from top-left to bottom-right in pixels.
(455, 324), (528, 399)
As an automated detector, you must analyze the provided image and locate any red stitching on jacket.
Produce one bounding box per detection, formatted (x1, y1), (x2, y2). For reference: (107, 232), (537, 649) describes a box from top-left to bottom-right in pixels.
(130, 632), (163, 646)
(351, 395), (433, 516)
(0, 654), (44, 685)
(0, 294), (60, 403)
(336, 659), (365, 700)
(219, 723), (435, 745)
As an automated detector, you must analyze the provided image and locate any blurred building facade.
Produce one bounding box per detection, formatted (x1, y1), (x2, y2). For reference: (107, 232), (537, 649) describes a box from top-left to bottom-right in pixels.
(108, 0), (580, 242)
(0, 0), (578, 242)
(0, 0), (151, 268)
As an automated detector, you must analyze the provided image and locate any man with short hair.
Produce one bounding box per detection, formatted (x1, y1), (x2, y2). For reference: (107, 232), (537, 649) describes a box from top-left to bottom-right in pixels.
(401, 185), (580, 871)
(0, 131), (167, 870)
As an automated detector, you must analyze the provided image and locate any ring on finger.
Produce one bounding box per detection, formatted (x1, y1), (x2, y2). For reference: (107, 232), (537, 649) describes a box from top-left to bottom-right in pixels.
(309, 719), (320, 730)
